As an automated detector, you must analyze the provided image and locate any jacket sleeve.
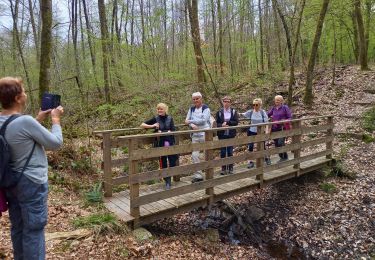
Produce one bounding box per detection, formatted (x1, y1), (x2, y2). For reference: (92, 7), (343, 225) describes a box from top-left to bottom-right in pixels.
(22, 116), (63, 151)
(190, 108), (211, 126)
(170, 117), (176, 131)
(242, 110), (252, 119)
(284, 105), (292, 120)
(228, 110), (239, 126)
(216, 110), (223, 127)
(267, 107), (273, 118)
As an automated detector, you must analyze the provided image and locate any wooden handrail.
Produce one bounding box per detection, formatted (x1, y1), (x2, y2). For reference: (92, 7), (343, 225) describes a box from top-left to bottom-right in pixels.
(93, 114), (334, 135)
(98, 115), (335, 225)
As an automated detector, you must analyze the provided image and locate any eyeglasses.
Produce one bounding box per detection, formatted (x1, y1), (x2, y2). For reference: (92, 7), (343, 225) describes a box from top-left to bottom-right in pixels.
(223, 100), (230, 103)
(192, 98), (200, 101)
(252, 104), (259, 107)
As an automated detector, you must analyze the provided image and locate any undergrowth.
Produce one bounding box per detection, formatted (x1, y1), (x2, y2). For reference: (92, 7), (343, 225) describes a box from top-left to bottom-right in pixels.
(72, 212), (128, 236)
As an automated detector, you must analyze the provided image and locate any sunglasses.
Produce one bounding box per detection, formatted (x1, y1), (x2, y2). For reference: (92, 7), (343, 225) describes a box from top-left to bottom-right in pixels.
(252, 104), (259, 107)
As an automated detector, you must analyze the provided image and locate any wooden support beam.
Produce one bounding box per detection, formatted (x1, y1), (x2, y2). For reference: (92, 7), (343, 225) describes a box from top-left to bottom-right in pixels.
(102, 133), (113, 197)
(205, 131), (214, 206)
(129, 139), (140, 227)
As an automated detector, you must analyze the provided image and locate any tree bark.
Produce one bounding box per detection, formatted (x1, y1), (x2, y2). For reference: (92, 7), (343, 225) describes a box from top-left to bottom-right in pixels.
(217, 0), (224, 76)
(39, 0), (53, 101)
(10, 0), (35, 109)
(71, 0), (84, 97)
(28, 0), (40, 62)
(304, 0), (330, 106)
(187, 0), (206, 83)
(82, 0), (102, 96)
(272, 0), (293, 104)
(98, 0), (111, 103)
(258, 0), (264, 72)
(354, 0), (369, 70)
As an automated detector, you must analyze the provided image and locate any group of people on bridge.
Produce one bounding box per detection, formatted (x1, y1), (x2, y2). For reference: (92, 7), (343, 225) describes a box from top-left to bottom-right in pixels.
(141, 92), (292, 190)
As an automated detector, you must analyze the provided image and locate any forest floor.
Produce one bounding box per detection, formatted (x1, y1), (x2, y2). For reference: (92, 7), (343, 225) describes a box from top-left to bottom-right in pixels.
(0, 65), (374, 259)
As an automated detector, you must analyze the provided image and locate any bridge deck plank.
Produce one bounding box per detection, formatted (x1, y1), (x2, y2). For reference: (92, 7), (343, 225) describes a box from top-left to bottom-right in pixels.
(105, 156), (330, 225)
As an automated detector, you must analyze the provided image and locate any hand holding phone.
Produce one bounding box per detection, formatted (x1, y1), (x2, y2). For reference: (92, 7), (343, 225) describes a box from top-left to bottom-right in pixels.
(41, 93), (61, 111)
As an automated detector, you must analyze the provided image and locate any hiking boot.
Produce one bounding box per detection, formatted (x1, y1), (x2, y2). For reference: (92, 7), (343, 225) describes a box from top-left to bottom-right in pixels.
(277, 158), (288, 163)
(265, 158), (271, 166)
(247, 161), (255, 169)
(191, 177), (203, 183)
(220, 170), (228, 175)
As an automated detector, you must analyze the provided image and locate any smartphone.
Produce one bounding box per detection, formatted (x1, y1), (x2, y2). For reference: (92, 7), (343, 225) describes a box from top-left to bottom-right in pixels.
(41, 93), (61, 111)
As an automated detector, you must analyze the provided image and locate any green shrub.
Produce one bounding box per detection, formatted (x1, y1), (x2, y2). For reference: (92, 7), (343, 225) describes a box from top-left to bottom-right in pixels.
(72, 212), (127, 235)
(320, 183), (337, 193)
(324, 159), (357, 180)
(362, 133), (375, 143)
(362, 107), (375, 132)
(85, 182), (103, 204)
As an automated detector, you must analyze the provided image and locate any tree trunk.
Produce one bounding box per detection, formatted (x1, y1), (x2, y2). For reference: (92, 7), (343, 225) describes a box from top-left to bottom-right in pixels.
(217, 0), (224, 76)
(288, 0), (306, 105)
(272, 1), (284, 70)
(354, 0), (369, 70)
(10, 0), (35, 110)
(210, 0), (217, 75)
(28, 0), (40, 62)
(98, 0), (111, 103)
(304, 0), (330, 106)
(258, 0), (264, 72)
(39, 0), (53, 101)
(187, 0), (206, 84)
(71, 0), (84, 97)
(272, 0), (293, 104)
(82, 0), (102, 96)
(351, 11), (359, 63)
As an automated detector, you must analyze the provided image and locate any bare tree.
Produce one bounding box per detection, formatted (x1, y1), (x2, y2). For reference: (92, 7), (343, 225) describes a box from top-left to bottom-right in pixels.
(187, 0), (206, 84)
(354, 0), (369, 70)
(39, 0), (52, 101)
(98, 0), (111, 102)
(304, 0), (330, 106)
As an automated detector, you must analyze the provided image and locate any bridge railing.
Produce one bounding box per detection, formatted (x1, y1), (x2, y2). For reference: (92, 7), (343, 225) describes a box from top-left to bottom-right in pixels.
(94, 115), (334, 224)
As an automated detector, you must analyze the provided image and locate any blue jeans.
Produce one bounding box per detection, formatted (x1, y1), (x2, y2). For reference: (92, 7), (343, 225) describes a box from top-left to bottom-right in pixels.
(219, 135), (234, 170)
(5, 174), (48, 260)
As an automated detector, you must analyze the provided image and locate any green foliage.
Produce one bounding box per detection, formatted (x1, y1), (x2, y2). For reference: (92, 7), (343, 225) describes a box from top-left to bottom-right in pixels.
(85, 182), (103, 204)
(323, 159), (357, 180)
(48, 141), (96, 175)
(320, 182), (337, 193)
(72, 212), (127, 235)
(362, 107), (375, 132)
(362, 133), (375, 143)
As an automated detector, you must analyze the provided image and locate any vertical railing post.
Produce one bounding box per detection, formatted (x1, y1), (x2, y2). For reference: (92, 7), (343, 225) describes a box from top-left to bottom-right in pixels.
(129, 138), (140, 228)
(292, 120), (302, 176)
(205, 130), (214, 207)
(102, 133), (113, 197)
(326, 116), (334, 160)
(173, 133), (181, 182)
(256, 125), (264, 186)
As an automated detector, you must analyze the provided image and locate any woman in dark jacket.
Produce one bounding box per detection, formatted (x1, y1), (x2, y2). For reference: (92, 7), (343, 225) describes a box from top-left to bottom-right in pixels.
(141, 103), (177, 189)
(215, 96), (239, 175)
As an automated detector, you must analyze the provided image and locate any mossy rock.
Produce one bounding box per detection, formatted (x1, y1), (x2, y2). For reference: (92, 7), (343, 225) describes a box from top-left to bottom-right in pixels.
(132, 227), (153, 242)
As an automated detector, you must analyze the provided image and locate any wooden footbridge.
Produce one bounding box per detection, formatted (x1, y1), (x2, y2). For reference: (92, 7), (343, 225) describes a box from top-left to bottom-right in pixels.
(94, 115), (334, 228)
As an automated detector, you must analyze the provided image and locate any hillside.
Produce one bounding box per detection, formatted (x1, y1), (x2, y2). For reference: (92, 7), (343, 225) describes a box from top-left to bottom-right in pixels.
(0, 65), (374, 259)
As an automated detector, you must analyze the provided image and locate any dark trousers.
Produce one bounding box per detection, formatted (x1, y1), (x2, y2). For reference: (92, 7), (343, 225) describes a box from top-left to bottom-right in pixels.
(247, 131), (270, 163)
(160, 154), (177, 184)
(219, 135), (234, 171)
(272, 129), (288, 159)
(6, 174), (48, 260)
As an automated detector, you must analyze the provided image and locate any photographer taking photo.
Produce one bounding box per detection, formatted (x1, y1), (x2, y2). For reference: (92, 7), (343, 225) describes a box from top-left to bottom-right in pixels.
(0, 77), (64, 260)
